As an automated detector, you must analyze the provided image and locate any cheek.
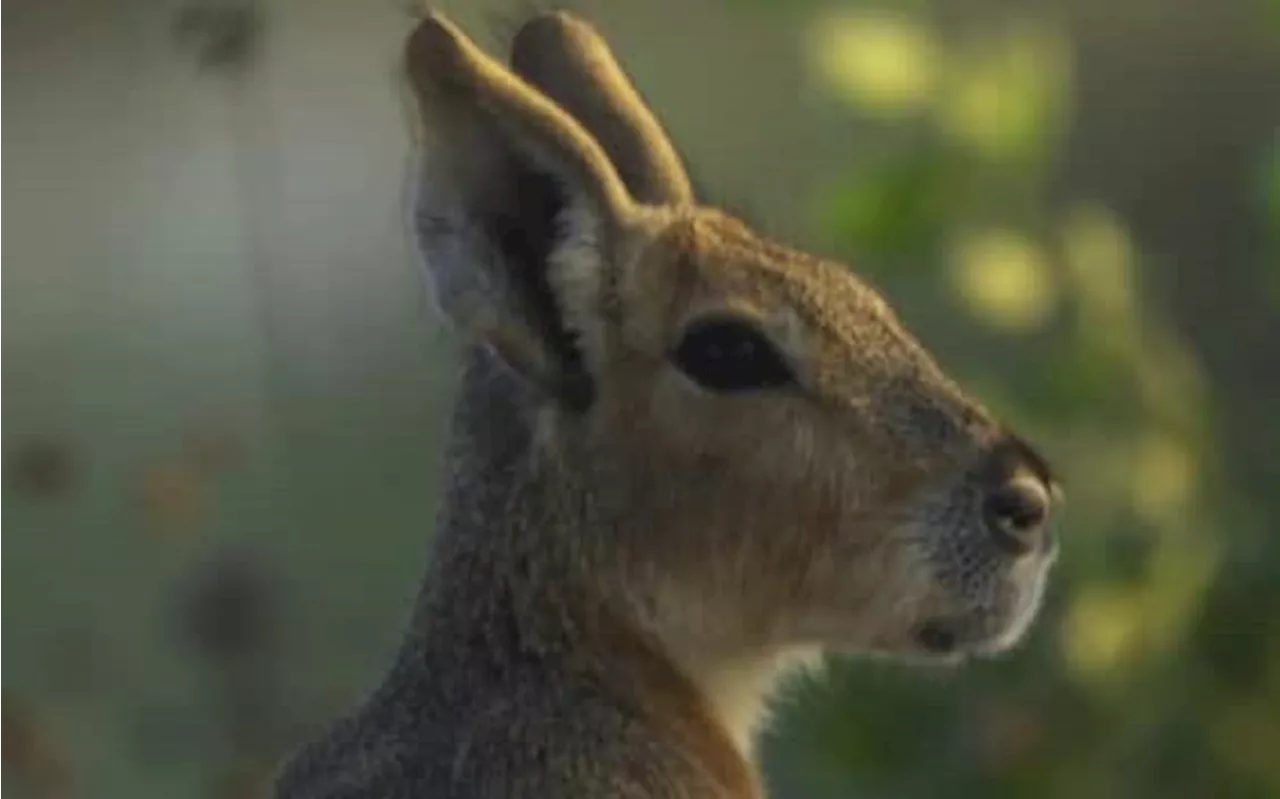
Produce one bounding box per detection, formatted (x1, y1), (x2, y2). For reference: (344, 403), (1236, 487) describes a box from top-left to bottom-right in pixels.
(632, 389), (884, 554)
(628, 370), (796, 459)
(786, 541), (938, 646)
(603, 371), (907, 527)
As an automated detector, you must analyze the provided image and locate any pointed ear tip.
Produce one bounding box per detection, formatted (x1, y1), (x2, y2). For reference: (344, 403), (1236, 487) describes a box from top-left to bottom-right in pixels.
(405, 13), (454, 62)
(404, 12), (471, 93)
(511, 10), (600, 60)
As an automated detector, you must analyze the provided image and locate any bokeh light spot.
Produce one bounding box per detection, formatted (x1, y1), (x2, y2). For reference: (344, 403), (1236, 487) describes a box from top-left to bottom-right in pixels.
(808, 10), (941, 118)
(1061, 204), (1138, 320)
(1130, 431), (1196, 525)
(949, 228), (1058, 331)
(938, 25), (1070, 161)
(1062, 586), (1144, 678)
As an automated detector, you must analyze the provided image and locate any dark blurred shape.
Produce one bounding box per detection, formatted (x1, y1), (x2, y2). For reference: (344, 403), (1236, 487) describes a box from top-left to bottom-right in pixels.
(172, 0), (264, 73)
(2, 698), (72, 799)
(818, 150), (957, 260)
(6, 437), (77, 502)
(1191, 550), (1280, 691)
(175, 551), (294, 762)
(175, 549), (277, 663)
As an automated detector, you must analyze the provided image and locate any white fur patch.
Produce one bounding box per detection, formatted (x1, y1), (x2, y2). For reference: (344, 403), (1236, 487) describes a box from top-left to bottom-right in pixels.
(547, 196), (607, 363)
(688, 648), (819, 756)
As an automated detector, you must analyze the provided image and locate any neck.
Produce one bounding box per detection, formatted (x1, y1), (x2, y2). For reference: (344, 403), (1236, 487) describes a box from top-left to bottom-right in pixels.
(398, 347), (782, 794)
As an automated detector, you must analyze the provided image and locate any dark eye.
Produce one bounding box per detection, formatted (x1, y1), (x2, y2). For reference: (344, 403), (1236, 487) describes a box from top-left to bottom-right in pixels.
(671, 317), (795, 392)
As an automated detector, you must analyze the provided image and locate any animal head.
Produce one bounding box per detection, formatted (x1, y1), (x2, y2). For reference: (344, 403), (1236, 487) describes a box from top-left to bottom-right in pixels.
(404, 11), (1058, 670)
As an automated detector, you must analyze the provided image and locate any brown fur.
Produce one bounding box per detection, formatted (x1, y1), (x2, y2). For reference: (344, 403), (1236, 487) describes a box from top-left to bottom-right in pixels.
(275, 11), (1059, 799)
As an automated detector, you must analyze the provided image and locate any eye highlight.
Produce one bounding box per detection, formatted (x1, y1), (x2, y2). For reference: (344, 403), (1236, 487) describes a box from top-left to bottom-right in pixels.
(671, 316), (795, 393)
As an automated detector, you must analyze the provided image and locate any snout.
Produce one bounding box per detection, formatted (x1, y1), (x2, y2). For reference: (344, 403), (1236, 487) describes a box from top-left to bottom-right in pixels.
(904, 433), (1060, 658)
(979, 435), (1058, 557)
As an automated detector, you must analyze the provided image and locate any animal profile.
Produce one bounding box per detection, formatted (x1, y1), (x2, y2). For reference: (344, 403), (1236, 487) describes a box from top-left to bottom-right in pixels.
(276, 10), (1060, 798)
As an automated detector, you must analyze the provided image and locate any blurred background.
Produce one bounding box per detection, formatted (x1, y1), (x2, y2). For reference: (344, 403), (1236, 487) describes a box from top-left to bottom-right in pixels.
(3, 0), (1278, 796)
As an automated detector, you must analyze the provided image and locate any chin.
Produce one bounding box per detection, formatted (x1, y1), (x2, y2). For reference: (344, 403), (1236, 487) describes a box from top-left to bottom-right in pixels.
(905, 565), (1054, 663)
(817, 552), (1055, 666)
(963, 569), (1054, 659)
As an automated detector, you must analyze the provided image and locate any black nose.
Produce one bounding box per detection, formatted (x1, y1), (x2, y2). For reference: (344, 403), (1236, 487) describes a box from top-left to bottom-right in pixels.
(984, 476), (1051, 555)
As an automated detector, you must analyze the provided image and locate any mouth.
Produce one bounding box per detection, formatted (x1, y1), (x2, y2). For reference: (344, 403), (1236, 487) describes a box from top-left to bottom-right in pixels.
(912, 557), (1054, 662)
(915, 619), (960, 655)
(908, 618), (1014, 664)
(911, 513), (1059, 656)
(911, 619), (969, 664)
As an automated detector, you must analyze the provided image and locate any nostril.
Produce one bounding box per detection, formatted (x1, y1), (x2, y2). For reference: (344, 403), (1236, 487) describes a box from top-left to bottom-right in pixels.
(984, 478), (1049, 555)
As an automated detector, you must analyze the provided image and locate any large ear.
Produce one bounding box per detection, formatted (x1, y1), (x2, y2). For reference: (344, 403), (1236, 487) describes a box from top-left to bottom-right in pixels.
(510, 12), (694, 206)
(404, 13), (638, 410)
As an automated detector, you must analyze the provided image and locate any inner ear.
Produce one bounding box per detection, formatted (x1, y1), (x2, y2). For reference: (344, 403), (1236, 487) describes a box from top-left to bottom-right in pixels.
(491, 162), (594, 410)
(404, 13), (639, 413)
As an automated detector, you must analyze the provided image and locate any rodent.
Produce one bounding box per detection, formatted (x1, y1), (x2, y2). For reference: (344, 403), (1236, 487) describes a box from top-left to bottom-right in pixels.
(275, 10), (1060, 798)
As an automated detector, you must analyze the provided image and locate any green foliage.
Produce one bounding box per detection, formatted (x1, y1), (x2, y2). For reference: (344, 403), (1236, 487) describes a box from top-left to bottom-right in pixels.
(817, 151), (958, 260)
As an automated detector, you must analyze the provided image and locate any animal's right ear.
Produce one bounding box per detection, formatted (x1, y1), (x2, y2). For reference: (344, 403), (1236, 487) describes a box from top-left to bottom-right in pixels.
(404, 13), (639, 411)
(510, 12), (694, 206)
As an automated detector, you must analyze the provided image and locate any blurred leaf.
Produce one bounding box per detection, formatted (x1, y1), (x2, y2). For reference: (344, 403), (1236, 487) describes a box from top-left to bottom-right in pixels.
(175, 549), (278, 664)
(1061, 583), (1147, 682)
(1017, 335), (1134, 425)
(1062, 532), (1220, 687)
(173, 1), (264, 73)
(817, 152), (958, 257)
(1210, 682), (1280, 789)
(1060, 204), (1140, 323)
(947, 227), (1059, 332)
(1130, 326), (1211, 440)
(1192, 551), (1280, 690)
(938, 22), (1071, 164)
(6, 437), (77, 502)
(807, 9), (943, 117)
(1129, 431), (1197, 526)
(1142, 533), (1221, 657)
(779, 661), (961, 787)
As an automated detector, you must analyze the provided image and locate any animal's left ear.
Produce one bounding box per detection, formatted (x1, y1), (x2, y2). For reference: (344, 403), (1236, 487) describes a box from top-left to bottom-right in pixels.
(404, 13), (641, 409)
